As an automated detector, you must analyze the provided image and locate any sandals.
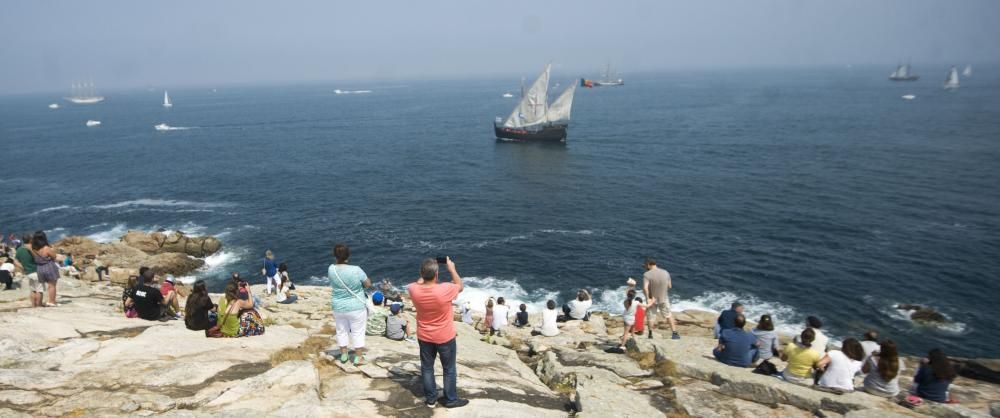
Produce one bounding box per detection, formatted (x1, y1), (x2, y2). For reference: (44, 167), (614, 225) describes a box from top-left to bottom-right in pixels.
(339, 352), (350, 364)
(353, 354), (366, 366)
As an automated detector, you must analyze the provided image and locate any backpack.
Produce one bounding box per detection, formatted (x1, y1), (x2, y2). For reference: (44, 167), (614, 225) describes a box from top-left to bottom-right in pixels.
(753, 359), (779, 376)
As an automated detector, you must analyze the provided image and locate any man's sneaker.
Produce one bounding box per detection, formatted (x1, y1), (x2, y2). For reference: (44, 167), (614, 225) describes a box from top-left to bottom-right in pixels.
(672, 332), (681, 340)
(647, 330), (654, 339)
(443, 399), (470, 409)
(425, 400), (437, 408)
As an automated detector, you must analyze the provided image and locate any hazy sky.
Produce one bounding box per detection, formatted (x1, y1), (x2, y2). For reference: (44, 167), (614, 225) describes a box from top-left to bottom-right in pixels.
(2, 0), (998, 94)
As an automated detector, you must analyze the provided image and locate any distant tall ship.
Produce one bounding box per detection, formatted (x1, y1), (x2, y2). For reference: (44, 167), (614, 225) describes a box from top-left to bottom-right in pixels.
(889, 63), (919, 81)
(962, 65), (972, 78)
(65, 82), (105, 104)
(944, 66), (960, 90)
(494, 64), (577, 143)
(163, 91), (172, 108)
(581, 62), (624, 87)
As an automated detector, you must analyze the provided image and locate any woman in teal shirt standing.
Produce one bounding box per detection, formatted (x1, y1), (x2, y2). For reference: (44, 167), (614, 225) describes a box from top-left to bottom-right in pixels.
(329, 243), (372, 365)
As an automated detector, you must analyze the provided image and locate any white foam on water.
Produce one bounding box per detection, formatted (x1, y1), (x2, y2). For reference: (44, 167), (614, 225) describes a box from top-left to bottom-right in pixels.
(86, 223), (130, 243)
(36, 205), (71, 214)
(888, 303), (968, 334)
(91, 199), (232, 210)
(155, 125), (194, 131)
(454, 276), (559, 314)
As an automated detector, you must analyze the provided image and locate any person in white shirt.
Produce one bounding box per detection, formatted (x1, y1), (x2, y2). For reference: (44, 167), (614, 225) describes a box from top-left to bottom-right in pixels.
(795, 316), (830, 354)
(276, 273), (297, 304)
(538, 299), (560, 337)
(816, 338), (866, 393)
(860, 330), (880, 364)
(491, 297), (511, 337)
(560, 288), (592, 321)
(461, 301), (473, 324)
(0, 257), (14, 290)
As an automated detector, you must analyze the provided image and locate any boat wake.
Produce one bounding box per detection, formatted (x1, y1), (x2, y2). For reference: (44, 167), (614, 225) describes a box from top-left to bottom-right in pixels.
(154, 124), (194, 131)
(334, 89), (373, 95)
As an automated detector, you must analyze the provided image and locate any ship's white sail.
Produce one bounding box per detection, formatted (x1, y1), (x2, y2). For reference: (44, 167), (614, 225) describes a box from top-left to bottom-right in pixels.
(163, 91), (172, 107)
(66, 81), (105, 104)
(503, 64), (550, 128)
(963, 65), (972, 77)
(944, 66), (960, 89)
(544, 84), (576, 124)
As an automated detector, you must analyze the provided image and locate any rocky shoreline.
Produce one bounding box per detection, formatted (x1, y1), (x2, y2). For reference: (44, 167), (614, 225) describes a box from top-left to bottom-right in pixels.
(0, 235), (997, 417)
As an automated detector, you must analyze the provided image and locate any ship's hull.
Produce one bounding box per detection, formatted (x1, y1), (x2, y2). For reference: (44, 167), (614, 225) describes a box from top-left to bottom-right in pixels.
(593, 80), (624, 86)
(65, 96), (105, 104)
(494, 123), (568, 143)
(888, 76), (919, 81)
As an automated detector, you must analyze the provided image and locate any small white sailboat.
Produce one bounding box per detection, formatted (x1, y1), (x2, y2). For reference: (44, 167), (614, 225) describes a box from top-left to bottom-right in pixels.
(502, 92), (514, 98)
(962, 65), (972, 78)
(163, 91), (172, 108)
(154, 123), (170, 131)
(85, 120), (101, 127)
(902, 94), (916, 100)
(944, 66), (960, 90)
(48, 103), (60, 109)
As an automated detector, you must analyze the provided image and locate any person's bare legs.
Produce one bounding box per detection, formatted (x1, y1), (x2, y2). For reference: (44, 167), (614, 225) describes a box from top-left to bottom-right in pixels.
(31, 291), (42, 307)
(46, 282), (57, 306)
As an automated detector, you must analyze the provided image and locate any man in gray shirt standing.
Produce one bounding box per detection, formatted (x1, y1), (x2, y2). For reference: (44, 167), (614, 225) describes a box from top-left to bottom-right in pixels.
(643, 257), (680, 340)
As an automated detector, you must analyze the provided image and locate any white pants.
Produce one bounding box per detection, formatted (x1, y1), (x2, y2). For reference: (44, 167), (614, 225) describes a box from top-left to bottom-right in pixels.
(335, 309), (367, 349)
(266, 274), (279, 294)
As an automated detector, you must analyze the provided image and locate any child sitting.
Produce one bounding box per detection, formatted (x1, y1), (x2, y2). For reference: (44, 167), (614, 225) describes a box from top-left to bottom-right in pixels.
(385, 302), (415, 342)
(514, 303), (529, 327)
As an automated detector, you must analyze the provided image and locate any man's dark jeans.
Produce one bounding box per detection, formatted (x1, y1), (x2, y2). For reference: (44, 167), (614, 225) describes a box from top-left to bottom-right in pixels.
(418, 337), (458, 405)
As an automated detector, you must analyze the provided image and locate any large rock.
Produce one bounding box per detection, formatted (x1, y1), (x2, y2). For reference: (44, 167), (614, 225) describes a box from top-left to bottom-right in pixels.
(953, 358), (1000, 385)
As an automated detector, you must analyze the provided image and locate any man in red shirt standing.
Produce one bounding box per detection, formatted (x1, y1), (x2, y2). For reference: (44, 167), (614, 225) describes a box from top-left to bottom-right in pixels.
(407, 257), (468, 409)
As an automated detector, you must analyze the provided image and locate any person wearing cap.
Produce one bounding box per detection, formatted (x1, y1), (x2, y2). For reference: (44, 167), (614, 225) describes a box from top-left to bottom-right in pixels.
(160, 275), (182, 319)
(365, 291), (389, 336)
(386, 302), (415, 342)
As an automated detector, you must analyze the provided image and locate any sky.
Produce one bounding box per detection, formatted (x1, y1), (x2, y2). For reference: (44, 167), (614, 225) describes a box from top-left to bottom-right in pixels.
(1, 0), (999, 94)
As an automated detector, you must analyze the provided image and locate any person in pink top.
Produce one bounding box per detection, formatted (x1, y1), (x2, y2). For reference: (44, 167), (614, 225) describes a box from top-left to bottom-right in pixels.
(407, 257), (468, 409)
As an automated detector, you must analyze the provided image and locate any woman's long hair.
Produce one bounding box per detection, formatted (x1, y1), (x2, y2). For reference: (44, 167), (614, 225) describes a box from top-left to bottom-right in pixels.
(840, 338), (865, 362)
(624, 289), (636, 310)
(31, 231), (49, 250)
(185, 280), (211, 318)
(878, 339), (900, 382)
(757, 314), (775, 331)
(928, 348), (957, 380)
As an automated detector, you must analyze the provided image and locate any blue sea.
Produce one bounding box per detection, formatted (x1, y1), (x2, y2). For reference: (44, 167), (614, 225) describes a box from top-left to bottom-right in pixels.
(1, 67), (998, 358)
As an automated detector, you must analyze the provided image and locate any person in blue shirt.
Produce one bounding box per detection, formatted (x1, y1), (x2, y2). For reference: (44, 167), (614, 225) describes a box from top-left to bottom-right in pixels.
(261, 250), (279, 295)
(713, 313), (759, 367)
(714, 302), (743, 338)
(912, 348), (957, 403)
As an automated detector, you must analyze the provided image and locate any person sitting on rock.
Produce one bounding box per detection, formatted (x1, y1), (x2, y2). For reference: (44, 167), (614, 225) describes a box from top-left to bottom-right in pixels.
(752, 314), (779, 363)
(0, 256), (14, 290)
(860, 330), (879, 364)
(795, 316), (829, 354)
(122, 275), (139, 318)
(126, 269), (168, 321)
(277, 262), (294, 291)
(218, 280), (265, 337)
(160, 276), (182, 319)
(714, 302), (743, 339)
(184, 280), (216, 331)
(560, 289), (592, 322)
(366, 291), (389, 336)
(816, 338), (865, 393)
(911, 348), (957, 403)
(491, 297), (511, 338)
(275, 271), (297, 304)
(514, 303), (529, 328)
(781, 328), (821, 385)
(535, 299), (560, 337)
(379, 278), (403, 303)
(385, 302), (415, 342)
(863, 339), (905, 398)
(713, 313), (759, 367)
(59, 252), (82, 278)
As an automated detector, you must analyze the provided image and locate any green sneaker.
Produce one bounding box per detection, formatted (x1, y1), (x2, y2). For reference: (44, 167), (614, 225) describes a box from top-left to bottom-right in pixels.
(339, 352), (349, 364)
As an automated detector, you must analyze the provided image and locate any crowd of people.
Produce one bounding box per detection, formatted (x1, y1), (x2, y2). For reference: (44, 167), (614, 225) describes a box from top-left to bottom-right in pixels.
(708, 303), (960, 406)
(0, 231), (968, 410)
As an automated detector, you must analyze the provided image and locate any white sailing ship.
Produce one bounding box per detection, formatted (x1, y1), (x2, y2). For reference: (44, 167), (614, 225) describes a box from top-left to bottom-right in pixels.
(962, 65), (972, 78)
(494, 64), (577, 142)
(163, 91), (172, 108)
(944, 66), (960, 90)
(65, 82), (105, 104)
(889, 63), (919, 81)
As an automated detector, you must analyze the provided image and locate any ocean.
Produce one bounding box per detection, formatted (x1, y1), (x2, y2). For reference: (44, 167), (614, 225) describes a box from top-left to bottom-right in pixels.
(1, 67), (998, 358)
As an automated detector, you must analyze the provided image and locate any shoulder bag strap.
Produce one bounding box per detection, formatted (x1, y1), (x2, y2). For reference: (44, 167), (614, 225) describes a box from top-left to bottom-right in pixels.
(331, 265), (368, 305)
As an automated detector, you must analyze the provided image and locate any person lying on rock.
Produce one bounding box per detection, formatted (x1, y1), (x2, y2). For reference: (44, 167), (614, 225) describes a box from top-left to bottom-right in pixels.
(815, 338), (865, 393)
(713, 313), (759, 367)
(781, 328), (821, 386)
